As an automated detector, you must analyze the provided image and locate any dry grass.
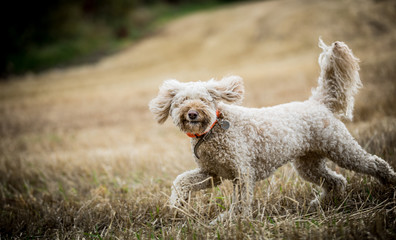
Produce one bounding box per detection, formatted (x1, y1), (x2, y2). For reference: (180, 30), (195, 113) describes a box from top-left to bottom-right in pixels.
(1, 0), (396, 238)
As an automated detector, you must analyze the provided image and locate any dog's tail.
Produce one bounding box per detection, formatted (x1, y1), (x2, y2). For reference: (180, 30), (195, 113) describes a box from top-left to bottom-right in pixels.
(310, 38), (362, 121)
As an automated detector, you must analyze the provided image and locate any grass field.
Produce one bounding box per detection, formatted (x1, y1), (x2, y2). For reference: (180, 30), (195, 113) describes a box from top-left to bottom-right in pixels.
(1, 0), (396, 238)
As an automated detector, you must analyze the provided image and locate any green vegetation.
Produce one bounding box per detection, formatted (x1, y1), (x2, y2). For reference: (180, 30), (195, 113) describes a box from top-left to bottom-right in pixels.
(2, 0), (236, 77)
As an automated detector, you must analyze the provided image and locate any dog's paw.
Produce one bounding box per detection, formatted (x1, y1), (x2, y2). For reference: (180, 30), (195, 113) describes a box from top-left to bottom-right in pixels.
(210, 211), (229, 225)
(310, 198), (320, 207)
(169, 190), (188, 209)
(168, 198), (185, 210)
(308, 198), (320, 209)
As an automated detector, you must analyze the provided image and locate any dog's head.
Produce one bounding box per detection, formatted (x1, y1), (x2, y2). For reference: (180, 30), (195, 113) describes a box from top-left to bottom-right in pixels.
(149, 76), (244, 134)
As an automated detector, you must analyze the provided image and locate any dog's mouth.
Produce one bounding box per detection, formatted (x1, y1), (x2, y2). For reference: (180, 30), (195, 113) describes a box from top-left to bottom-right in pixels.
(180, 116), (210, 134)
(184, 119), (205, 127)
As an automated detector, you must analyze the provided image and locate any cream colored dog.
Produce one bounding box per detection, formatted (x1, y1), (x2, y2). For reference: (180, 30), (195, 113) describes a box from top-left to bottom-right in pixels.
(149, 40), (396, 221)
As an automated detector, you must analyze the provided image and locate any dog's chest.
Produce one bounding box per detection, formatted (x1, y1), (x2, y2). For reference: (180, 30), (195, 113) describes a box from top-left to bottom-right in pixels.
(191, 136), (238, 179)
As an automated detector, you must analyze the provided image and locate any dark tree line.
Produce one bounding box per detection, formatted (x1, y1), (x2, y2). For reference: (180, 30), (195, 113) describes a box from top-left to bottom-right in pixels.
(0, 0), (241, 78)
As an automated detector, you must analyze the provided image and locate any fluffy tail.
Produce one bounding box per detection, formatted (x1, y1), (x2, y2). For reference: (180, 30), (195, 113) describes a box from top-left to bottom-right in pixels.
(310, 39), (362, 120)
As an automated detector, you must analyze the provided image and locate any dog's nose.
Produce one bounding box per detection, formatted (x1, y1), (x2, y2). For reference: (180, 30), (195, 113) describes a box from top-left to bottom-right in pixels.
(188, 110), (198, 120)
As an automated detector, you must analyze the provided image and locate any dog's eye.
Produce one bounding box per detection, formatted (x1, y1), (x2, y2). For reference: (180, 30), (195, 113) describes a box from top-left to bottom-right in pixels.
(171, 102), (178, 108)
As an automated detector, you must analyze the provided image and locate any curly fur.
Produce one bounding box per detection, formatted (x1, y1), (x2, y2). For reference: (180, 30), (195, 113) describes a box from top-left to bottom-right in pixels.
(149, 40), (396, 221)
(311, 39), (362, 120)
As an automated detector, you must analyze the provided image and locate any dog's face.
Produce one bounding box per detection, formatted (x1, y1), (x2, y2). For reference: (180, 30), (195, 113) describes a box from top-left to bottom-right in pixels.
(170, 83), (217, 134)
(149, 76), (244, 135)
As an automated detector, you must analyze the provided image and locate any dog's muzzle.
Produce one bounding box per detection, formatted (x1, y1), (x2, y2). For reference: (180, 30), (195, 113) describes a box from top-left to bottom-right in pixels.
(187, 110), (199, 121)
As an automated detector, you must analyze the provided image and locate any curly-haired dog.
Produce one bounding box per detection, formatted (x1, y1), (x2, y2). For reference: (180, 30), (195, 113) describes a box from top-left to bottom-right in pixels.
(149, 40), (396, 221)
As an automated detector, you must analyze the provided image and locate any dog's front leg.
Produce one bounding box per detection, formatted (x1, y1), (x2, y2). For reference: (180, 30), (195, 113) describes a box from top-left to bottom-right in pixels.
(233, 171), (255, 218)
(169, 168), (220, 208)
(210, 170), (255, 225)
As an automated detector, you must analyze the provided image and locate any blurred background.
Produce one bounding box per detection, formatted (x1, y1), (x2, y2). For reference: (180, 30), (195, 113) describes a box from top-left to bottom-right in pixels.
(1, 0), (396, 238)
(1, 0), (237, 77)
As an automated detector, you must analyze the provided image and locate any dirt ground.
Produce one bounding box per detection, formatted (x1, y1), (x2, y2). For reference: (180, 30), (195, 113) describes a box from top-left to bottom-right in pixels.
(1, 0), (396, 238)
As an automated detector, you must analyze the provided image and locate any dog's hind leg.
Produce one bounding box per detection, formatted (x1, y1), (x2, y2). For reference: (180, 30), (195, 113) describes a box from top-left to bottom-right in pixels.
(324, 133), (396, 186)
(169, 168), (221, 208)
(294, 153), (347, 206)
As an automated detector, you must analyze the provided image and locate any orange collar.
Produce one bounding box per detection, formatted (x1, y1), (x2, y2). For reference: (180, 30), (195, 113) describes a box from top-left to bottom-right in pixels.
(186, 110), (220, 138)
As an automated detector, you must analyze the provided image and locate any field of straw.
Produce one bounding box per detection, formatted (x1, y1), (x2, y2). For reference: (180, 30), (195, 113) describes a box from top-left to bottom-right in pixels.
(1, 0), (396, 238)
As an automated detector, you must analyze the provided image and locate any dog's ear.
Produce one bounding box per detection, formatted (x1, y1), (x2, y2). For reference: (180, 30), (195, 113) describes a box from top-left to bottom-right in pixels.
(206, 75), (244, 104)
(149, 79), (182, 124)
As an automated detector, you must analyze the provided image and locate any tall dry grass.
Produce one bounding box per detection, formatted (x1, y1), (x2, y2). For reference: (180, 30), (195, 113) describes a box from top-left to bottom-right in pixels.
(1, 0), (396, 238)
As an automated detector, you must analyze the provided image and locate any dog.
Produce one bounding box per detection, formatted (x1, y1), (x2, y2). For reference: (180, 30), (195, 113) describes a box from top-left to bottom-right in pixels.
(149, 39), (396, 221)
